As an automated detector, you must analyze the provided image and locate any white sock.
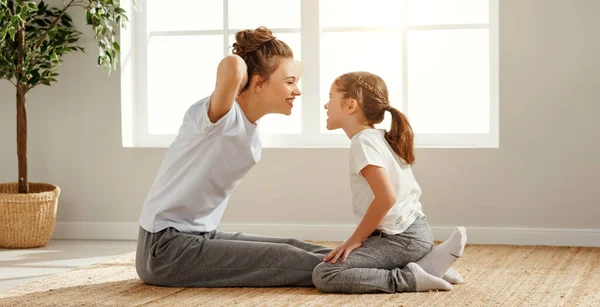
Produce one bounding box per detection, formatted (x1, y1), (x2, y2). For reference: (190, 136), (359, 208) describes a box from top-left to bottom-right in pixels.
(406, 263), (453, 292)
(442, 267), (464, 284)
(416, 227), (467, 277)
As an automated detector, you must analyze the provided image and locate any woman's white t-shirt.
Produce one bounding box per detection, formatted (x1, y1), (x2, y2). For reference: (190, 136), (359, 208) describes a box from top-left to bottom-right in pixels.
(139, 95), (261, 233)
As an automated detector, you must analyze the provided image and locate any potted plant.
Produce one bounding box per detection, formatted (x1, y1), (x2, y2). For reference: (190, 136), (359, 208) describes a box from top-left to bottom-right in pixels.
(0, 0), (129, 248)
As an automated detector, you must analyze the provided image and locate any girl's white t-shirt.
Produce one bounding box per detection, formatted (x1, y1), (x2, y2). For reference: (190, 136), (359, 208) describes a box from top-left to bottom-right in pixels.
(349, 129), (425, 235)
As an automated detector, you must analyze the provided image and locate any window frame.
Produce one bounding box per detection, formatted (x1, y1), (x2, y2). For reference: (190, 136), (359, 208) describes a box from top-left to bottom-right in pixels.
(120, 0), (499, 148)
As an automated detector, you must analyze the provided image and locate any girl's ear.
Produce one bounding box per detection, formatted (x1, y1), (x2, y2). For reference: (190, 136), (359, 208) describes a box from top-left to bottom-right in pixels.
(346, 98), (359, 114)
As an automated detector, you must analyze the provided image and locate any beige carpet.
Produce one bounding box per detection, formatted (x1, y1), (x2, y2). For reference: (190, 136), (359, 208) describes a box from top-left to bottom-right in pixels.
(1, 243), (599, 307)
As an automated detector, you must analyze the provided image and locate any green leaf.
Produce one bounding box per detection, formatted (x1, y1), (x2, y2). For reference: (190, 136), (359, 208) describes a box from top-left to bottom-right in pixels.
(8, 26), (15, 40)
(10, 15), (19, 28)
(0, 27), (7, 41)
(37, 2), (46, 13)
(112, 42), (120, 53)
(60, 17), (72, 27)
(34, 18), (46, 26)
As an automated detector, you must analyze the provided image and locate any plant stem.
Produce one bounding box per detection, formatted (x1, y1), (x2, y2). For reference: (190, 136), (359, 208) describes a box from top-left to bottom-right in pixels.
(16, 1), (28, 193)
(16, 84), (28, 194)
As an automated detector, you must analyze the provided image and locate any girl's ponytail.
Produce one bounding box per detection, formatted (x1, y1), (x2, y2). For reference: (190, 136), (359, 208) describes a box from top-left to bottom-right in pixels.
(384, 106), (415, 165)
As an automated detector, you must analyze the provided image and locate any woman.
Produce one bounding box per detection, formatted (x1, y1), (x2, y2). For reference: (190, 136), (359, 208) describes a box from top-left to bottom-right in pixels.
(135, 26), (331, 287)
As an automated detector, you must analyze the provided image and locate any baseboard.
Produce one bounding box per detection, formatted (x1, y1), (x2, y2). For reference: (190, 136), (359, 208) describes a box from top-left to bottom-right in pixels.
(52, 222), (600, 247)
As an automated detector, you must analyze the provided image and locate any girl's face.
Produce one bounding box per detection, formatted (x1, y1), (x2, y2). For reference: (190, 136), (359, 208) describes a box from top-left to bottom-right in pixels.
(323, 82), (349, 130)
(258, 57), (302, 116)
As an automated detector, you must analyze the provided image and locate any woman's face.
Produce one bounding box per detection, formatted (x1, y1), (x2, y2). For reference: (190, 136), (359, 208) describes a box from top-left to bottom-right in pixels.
(259, 57), (302, 116)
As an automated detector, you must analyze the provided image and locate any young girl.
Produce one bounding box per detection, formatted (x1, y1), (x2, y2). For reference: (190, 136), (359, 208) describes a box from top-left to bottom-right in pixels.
(312, 72), (467, 293)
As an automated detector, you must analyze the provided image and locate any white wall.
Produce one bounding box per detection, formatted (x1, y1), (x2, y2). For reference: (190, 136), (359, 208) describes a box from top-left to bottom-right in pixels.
(1, 0), (599, 245)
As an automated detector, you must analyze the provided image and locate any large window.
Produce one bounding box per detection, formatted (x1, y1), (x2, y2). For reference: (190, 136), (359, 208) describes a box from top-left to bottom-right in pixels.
(120, 0), (498, 148)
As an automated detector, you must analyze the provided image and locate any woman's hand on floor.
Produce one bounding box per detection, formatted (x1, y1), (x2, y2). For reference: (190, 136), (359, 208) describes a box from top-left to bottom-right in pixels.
(323, 237), (363, 264)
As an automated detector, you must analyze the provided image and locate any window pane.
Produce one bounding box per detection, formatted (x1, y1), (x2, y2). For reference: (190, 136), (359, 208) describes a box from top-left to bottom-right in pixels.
(320, 0), (403, 28)
(147, 0), (223, 31)
(228, 0), (300, 29)
(228, 33), (302, 134)
(408, 0), (488, 25)
(408, 29), (489, 133)
(147, 36), (223, 134)
(320, 32), (403, 133)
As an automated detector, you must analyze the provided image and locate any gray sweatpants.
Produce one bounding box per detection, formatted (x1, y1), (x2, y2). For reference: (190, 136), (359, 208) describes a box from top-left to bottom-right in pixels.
(136, 227), (332, 287)
(312, 216), (434, 293)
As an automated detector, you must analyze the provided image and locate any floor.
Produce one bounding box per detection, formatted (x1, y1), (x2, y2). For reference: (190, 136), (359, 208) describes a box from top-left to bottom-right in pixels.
(0, 240), (137, 291)
(2, 243), (598, 306)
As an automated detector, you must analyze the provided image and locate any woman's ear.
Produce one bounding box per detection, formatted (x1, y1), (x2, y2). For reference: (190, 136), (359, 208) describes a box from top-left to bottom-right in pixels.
(251, 75), (264, 95)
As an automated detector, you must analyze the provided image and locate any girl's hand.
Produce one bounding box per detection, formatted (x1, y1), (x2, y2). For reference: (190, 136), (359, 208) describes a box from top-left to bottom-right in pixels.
(323, 237), (363, 264)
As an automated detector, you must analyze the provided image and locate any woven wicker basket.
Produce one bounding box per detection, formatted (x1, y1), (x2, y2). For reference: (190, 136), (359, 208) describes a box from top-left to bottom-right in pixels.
(0, 182), (60, 248)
